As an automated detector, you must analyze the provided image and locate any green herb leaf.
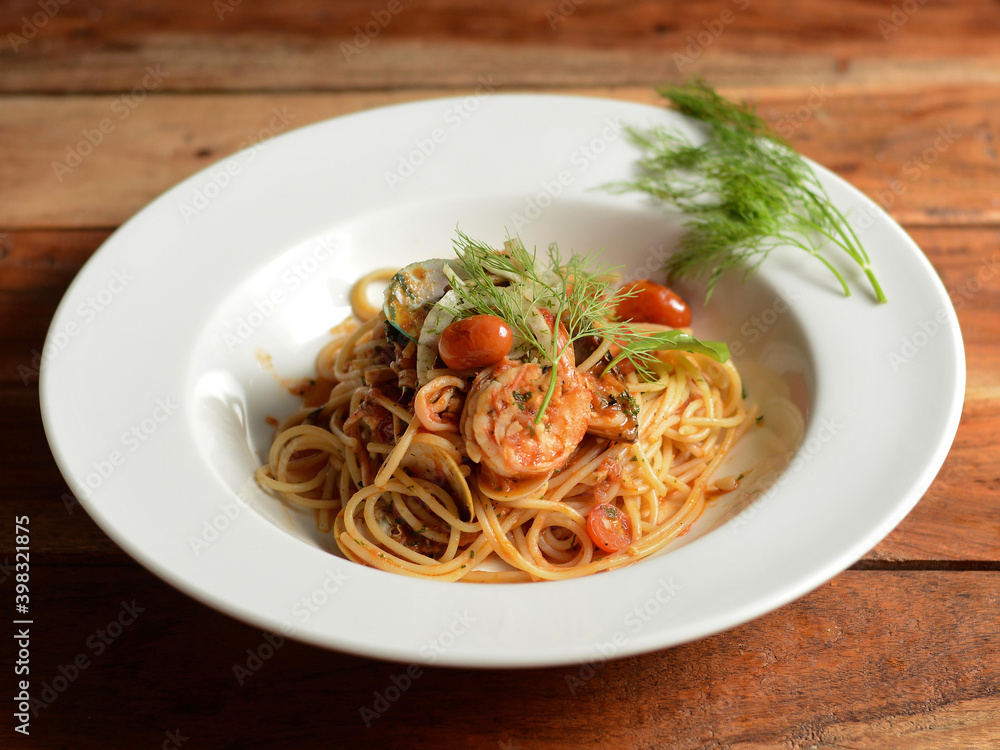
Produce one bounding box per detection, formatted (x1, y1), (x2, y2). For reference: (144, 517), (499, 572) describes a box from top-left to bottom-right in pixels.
(609, 79), (886, 304)
(618, 390), (640, 419)
(604, 329), (729, 380)
(449, 231), (731, 421)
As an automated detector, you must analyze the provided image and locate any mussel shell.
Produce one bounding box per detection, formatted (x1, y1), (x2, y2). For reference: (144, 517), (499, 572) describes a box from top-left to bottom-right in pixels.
(383, 258), (452, 341)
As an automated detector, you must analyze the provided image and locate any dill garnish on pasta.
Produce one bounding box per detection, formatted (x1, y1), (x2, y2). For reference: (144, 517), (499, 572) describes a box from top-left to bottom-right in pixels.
(256, 233), (753, 582)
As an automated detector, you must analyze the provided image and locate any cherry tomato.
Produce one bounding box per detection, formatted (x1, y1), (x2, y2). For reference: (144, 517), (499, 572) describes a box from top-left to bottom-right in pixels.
(606, 344), (636, 375)
(616, 280), (692, 328)
(438, 315), (513, 370)
(586, 503), (632, 553)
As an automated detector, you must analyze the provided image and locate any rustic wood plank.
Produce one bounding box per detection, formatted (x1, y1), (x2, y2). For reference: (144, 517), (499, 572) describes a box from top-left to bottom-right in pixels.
(876, 397), (1000, 564)
(4, 0), (1000, 92)
(869, 228), (1000, 562)
(3, 0), (998, 52)
(3, 224), (998, 562)
(0, 91), (434, 229)
(8, 39), (1000, 94)
(0, 230), (111, 387)
(1, 86), (999, 230)
(9, 564), (999, 748)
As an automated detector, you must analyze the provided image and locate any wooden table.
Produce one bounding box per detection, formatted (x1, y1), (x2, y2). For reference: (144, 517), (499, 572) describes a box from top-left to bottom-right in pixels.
(3, 1), (999, 747)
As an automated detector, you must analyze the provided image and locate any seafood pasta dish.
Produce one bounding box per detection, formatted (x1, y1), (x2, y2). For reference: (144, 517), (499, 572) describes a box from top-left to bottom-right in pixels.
(256, 233), (752, 582)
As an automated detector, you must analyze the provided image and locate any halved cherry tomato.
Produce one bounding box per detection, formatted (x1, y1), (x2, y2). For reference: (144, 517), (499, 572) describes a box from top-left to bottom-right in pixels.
(586, 503), (632, 553)
(438, 314), (513, 370)
(616, 280), (692, 328)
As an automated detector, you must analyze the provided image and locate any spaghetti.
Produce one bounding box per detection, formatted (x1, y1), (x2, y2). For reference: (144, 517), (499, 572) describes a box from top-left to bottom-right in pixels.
(256, 238), (751, 582)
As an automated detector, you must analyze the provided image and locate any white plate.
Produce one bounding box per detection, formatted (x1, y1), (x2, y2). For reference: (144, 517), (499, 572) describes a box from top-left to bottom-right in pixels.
(41, 94), (964, 667)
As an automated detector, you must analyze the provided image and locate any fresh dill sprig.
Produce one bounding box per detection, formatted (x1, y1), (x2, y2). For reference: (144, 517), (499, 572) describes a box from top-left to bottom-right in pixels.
(449, 231), (729, 423)
(610, 79), (886, 304)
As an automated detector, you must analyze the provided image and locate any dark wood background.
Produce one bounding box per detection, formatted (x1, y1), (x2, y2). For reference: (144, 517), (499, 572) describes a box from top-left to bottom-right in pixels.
(2, 1), (999, 747)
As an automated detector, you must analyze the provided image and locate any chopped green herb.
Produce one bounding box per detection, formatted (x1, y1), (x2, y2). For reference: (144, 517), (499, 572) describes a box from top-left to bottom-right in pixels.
(619, 391), (640, 419)
(513, 389), (532, 410)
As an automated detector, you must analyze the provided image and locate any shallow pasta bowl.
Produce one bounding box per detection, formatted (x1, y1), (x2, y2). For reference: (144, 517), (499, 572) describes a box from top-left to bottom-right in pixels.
(40, 94), (964, 667)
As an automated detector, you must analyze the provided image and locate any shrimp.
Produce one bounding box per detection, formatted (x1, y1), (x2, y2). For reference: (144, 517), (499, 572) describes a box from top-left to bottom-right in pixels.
(581, 367), (640, 443)
(461, 316), (592, 479)
(462, 359), (590, 478)
(572, 336), (640, 443)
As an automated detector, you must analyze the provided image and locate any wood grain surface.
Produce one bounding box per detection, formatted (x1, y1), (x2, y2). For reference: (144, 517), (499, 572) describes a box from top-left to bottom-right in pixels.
(4, 0), (1000, 92)
(17, 565), (1000, 749)
(2, 0), (999, 747)
(2, 87), (999, 228)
